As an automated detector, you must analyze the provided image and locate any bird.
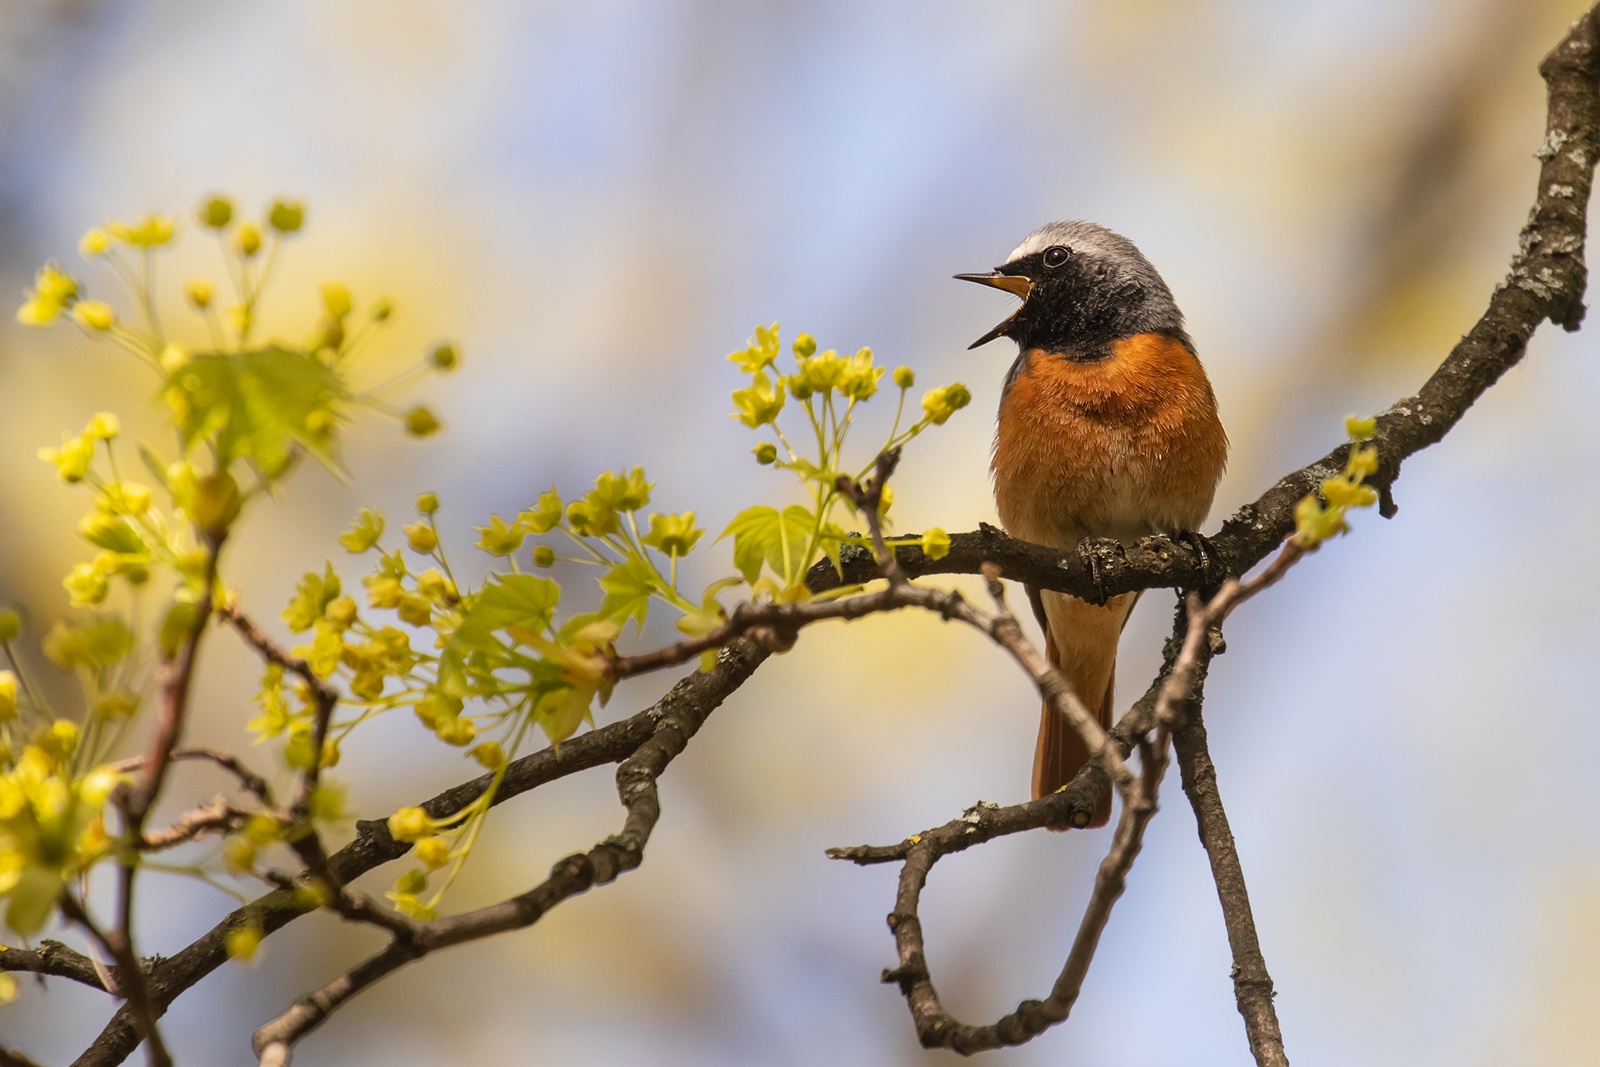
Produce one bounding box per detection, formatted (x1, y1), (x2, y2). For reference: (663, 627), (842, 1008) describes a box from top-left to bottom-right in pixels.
(957, 220), (1228, 827)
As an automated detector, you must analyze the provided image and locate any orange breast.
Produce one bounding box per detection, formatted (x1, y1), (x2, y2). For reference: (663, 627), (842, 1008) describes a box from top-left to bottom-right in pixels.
(990, 332), (1228, 548)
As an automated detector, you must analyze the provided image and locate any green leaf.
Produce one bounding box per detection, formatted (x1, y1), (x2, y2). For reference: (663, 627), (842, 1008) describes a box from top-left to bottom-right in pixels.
(597, 557), (657, 630)
(438, 575), (560, 696)
(164, 345), (348, 477)
(718, 504), (816, 585)
(721, 505), (777, 584)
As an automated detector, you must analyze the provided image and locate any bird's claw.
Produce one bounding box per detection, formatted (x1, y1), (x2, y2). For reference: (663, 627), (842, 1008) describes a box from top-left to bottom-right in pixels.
(1173, 529), (1219, 587)
(1075, 537), (1124, 605)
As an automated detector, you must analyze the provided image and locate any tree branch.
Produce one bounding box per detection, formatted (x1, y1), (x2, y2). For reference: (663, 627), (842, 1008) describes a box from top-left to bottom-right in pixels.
(70, 639), (772, 1067)
(242, 472), (1132, 1064)
(0, 940), (109, 992)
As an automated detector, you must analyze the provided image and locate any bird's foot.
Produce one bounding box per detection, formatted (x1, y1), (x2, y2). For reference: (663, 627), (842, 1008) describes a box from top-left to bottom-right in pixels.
(1172, 529), (1229, 650)
(1075, 537), (1125, 605)
(1173, 529), (1221, 590)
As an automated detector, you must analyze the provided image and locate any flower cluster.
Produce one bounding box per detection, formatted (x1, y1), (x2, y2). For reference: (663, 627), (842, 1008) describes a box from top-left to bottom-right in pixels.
(1294, 416), (1381, 547)
(0, 629), (127, 952)
(726, 324), (970, 601)
(0, 724), (123, 937)
(7, 199), (967, 950)
(1, 197), (458, 946)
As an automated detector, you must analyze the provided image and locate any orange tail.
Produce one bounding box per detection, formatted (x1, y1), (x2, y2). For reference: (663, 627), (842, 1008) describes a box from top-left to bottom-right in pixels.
(1031, 591), (1137, 827)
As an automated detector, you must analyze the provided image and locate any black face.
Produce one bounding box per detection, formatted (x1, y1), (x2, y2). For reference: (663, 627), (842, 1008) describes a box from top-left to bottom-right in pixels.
(958, 238), (1187, 359)
(1004, 243), (1152, 356)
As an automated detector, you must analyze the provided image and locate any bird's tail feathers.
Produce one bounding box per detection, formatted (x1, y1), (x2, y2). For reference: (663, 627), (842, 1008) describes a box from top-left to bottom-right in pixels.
(1031, 592), (1135, 828)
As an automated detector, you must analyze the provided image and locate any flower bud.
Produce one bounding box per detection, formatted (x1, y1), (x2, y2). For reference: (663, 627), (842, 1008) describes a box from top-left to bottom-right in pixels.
(234, 222), (262, 258)
(469, 741), (505, 769)
(225, 923), (261, 962)
(405, 522), (438, 554)
(321, 282), (352, 320)
(0, 671), (17, 720)
(387, 806), (433, 843)
(416, 492), (439, 514)
(532, 545), (556, 568)
(185, 278), (213, 309)
(1345, 414), (1377, 441)
(415, 836), (450, 869)
(404, 406), (442, 438)
(753, 442), (778, 465)
(198, 195), (234, 229)
(395, 869), (428, 895)
(893, 365), (915, 389)
(428, 342), (459, 371)
(0, 608), (20, 644)
(268, 198), (304, 234)
(157, 347), (188, 375)
(920, 527), (951, 560)
(193, 470), (243, 538)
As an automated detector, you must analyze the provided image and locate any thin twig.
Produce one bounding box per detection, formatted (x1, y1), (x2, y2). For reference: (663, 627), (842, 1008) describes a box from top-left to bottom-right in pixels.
(109, 748), (276, 807)
(103, 539), (220, 1067)
(139, 798), (250, 851)
(219, 602), (414, 942)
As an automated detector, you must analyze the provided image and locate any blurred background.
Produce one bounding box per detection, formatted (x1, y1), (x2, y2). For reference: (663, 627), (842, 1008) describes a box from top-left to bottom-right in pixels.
(2, 0), (1598, 1064)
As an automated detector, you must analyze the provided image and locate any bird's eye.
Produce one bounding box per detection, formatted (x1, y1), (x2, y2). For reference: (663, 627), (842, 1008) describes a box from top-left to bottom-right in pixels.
(1042, 245), (1071, 268)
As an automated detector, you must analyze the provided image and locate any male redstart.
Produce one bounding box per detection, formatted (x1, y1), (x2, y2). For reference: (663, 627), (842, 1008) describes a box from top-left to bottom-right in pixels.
(959, 221), (1228, 827)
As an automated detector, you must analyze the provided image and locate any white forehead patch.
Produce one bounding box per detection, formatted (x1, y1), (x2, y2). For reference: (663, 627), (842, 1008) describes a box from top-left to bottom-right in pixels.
(1004, 220), (1129, 267)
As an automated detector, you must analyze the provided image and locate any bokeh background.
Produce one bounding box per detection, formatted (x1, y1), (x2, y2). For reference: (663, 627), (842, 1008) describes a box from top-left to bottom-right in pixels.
(3, 1), (1599, 1064)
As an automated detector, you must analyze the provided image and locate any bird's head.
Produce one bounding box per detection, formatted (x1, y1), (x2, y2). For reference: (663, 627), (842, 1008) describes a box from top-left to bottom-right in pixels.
(956, 220), (1186, 357)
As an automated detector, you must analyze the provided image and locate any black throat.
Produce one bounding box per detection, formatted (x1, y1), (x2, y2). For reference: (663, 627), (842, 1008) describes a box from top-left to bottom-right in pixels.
(1002, 249), (1185, 355)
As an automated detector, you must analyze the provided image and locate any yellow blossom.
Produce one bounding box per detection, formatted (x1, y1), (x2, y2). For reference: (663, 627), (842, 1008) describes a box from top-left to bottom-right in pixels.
(921, 383), (972, 425)
(72, 300), (114, 332)
(108, 215), (176, 247)
(38, 433), (95, 483)
(78, 227), (110, 257)
(84, 412), (119, 440)
(641, 511), (702, 557)
(16, 263), (80, 326)
(415, 836), (450, 869)
(731, 372), (786, 428)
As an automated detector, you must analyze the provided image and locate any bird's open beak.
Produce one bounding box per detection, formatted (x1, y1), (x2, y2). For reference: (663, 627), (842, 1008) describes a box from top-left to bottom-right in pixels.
(954, 272), (1033, 349)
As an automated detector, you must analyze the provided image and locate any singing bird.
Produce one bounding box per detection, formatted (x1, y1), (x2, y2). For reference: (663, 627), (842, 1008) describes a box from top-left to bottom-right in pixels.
(958, 221), (1228, 827)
